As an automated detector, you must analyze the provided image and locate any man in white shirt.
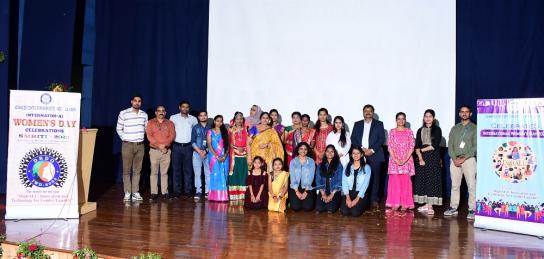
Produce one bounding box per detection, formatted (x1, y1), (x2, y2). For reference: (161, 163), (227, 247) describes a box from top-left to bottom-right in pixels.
(116, 95), (148, 201)
(350, 104), (385, 209)
(170, 101), (198, 198)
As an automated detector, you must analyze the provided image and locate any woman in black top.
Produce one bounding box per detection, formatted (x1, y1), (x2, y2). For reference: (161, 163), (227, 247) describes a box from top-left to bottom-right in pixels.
(413, 109), (443, 215)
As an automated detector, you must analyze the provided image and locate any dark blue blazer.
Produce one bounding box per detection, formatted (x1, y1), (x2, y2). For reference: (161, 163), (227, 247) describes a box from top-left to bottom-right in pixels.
(350, 119), (385, 162)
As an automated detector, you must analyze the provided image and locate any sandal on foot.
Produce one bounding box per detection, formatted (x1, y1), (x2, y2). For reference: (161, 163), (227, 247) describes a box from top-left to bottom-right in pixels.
(417, 206), (429, 212)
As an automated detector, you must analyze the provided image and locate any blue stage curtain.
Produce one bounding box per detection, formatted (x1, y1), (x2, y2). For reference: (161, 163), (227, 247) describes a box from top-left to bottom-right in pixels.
(456, 0), (544, 121)
(91, 0), (209, 189)
(0, 0), (10, 193)
(0, 0), (77, 193)
(18, 0), (77, 90)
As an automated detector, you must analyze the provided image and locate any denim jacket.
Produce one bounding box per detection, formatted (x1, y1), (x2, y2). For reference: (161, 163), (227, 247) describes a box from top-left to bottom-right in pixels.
(191, 123), (210, 151)
(289, 156), (316, 191)
(315, 162), (343, 193)
(342, 164), (371, 198)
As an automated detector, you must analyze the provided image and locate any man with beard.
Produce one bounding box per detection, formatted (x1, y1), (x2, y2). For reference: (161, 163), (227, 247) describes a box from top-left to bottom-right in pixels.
(170, 101), (198, 198)
(191, 111), (210, 200)
(445, 105), (477, 220)
(116, 95), (148, 201)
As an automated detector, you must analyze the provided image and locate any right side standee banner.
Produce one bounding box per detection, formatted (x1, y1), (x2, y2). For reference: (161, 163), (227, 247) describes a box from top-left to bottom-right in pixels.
(476, 98), (544, 236)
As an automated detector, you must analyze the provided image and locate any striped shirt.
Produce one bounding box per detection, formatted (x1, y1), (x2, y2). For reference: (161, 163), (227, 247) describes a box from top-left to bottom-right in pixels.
(116, 108), (148, 142)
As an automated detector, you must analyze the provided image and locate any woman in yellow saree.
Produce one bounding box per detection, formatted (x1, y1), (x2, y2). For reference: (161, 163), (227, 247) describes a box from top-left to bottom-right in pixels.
(268, 158), (289, 212)
(247, 112), (284, 173)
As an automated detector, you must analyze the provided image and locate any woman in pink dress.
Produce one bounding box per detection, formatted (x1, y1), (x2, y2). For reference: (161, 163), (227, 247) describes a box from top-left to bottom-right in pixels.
(386, 112), (415, 211)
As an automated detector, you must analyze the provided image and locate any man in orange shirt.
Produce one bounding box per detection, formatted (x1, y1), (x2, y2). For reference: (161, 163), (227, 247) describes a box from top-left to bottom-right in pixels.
(146, 105), (176, 201)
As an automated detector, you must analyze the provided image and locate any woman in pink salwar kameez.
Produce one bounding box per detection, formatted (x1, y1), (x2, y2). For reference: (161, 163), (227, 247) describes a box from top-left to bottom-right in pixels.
(386, 112), (415, 211)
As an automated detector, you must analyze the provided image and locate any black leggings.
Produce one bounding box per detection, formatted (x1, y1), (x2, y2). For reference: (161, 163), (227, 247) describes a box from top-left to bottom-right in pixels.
(289, 188), (316, 212)
(316, 191), (341, 213)
(341, 191), (370, 217)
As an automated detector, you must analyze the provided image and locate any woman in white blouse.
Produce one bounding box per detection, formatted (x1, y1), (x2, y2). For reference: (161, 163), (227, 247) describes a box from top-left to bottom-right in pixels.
(326, 116), (351, 169)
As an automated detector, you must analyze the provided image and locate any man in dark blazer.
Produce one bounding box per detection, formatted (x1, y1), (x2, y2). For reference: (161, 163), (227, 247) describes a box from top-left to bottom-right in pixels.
(350, 104), (385, 208)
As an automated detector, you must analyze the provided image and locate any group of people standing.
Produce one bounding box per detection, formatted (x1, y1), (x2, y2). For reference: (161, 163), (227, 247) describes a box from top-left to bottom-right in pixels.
(116, 95), (477, 218)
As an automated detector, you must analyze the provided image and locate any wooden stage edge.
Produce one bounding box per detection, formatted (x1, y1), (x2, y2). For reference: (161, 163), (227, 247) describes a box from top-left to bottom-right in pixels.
(1, 185), (544, 258)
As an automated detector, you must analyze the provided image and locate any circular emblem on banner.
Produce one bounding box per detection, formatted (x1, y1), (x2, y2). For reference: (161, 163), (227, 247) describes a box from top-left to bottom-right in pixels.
(40, 93), (52, 105)
(18, 147), (68, 188)
(492, 141), (537, 183)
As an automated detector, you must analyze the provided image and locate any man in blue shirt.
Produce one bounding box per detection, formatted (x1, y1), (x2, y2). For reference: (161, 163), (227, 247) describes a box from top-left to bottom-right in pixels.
(191, 111), (210, 200)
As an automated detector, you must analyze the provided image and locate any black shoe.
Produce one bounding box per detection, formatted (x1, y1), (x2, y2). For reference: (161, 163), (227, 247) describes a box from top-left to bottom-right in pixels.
(163, 194), (172, 200)
(149, 194), (159, 201)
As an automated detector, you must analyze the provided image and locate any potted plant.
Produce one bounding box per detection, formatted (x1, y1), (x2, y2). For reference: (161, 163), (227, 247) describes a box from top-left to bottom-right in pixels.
(73, 247), (98, 259)
(0, 235), (5, 257)
(16, 239), (51, 259)
(48, 82), (74, 92)
(131, 252), (162, 259)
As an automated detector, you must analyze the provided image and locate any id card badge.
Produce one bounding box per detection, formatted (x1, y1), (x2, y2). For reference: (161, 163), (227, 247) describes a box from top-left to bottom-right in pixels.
(459, 141), (466, 149)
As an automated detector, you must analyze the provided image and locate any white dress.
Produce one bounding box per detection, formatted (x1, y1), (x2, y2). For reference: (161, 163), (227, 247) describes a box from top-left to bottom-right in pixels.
(326, 131), (351, 170)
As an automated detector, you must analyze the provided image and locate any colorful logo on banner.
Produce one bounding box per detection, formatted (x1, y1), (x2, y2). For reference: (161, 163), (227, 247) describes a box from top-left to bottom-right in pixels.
(476, 98), (544, 235)
(18, 147), (68, 188)
(492, 141), (537, 183)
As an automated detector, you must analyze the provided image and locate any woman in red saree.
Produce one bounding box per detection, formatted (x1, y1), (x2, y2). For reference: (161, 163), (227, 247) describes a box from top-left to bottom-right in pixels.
(284, 111), (302, 166)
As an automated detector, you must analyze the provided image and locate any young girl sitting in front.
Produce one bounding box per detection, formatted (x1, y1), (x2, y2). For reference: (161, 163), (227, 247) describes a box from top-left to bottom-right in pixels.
(244, 156), (269, 209)
(268, 158), (289, 212)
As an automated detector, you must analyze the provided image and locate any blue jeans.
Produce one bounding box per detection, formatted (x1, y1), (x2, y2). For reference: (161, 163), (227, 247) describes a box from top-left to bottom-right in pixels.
(171, 143), (194, 195)
(193, 151), (210, 194)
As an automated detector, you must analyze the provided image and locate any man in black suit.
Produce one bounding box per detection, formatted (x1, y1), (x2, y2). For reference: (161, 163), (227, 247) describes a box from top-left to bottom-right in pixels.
(350, 104), (385, 209)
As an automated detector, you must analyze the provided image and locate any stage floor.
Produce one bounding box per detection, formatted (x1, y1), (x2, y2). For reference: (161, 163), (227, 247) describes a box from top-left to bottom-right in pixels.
(1, 186), (544, 258)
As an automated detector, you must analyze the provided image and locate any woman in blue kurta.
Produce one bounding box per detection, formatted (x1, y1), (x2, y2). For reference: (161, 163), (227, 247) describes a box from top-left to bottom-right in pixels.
(207, 115), (230, 202)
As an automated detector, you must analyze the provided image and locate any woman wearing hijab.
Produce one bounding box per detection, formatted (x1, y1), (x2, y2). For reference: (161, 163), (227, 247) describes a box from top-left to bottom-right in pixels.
(245, 105), (262, 129)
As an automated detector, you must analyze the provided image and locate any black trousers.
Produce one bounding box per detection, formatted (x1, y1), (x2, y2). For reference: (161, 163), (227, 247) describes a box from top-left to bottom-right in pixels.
(316, 191), (341, 213)
(171, 142), (194, 195)
(367, 160), (383, 203)
(341, 191), (370, 217)
(289, 188), (316, 212)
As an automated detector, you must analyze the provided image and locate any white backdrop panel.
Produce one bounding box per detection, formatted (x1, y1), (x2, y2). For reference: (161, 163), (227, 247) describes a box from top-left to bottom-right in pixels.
(208, 0), (455, 141)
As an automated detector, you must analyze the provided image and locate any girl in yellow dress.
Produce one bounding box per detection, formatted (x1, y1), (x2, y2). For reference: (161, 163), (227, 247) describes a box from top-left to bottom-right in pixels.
(268, 158), (289, 212)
